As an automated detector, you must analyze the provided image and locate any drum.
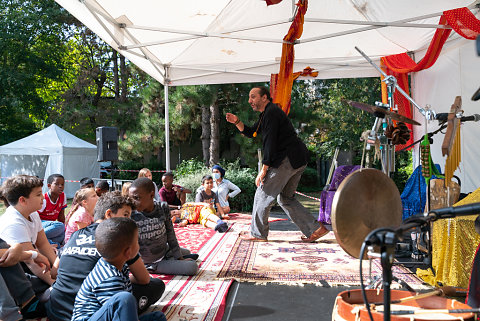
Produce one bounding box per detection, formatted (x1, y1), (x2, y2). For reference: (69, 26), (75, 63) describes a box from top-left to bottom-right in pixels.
(333, 289), (475, 321)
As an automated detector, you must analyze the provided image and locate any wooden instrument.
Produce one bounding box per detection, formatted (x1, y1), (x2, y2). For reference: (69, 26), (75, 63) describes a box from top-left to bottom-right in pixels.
(442, 96), (462, 187)
(333, 289), (475, 321)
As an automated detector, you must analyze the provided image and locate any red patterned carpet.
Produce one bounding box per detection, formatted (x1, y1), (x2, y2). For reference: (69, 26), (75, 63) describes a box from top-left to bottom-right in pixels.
(217, 230), (428, 290)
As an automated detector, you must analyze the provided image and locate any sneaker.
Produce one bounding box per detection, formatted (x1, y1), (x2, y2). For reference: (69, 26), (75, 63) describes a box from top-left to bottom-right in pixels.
(215, 221), (228, 233)
(21, 297), (46, 319)
(183, 253), (199, 260)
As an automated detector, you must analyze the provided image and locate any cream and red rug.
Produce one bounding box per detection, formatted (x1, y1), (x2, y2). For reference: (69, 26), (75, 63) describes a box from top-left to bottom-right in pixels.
(217, 230), (428, 290)
(150, 226), (238, 321)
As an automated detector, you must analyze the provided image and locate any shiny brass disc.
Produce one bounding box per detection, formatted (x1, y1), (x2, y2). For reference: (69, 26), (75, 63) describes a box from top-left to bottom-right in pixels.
(331, 168), (402, 259)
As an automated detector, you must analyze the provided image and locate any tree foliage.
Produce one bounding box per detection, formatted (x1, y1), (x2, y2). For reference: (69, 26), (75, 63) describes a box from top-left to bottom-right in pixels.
(0, 0), (70, 144)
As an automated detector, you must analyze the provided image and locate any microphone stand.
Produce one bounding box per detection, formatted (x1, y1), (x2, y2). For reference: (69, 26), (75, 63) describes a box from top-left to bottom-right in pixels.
(364, 219), (429, 321)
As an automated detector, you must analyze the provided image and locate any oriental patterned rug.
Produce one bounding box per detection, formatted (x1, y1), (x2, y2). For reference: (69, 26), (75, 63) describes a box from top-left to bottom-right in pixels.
(217, 230), (429, 290)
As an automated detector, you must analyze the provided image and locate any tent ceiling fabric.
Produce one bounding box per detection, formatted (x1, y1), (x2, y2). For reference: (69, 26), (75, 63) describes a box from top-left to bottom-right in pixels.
(55, 0), (478, 86)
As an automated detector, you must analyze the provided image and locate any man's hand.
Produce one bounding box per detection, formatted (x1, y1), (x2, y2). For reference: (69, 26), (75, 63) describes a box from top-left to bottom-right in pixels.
(255, 171), (267, 187)
(225, 113), (239, 124)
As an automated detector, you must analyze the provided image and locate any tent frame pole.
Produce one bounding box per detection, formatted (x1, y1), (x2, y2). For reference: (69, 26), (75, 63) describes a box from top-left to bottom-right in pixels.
(164, 66), (170, 172)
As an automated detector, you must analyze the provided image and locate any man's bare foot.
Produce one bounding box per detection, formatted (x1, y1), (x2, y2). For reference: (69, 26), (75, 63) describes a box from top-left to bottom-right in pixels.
(240, 233), (267, 242)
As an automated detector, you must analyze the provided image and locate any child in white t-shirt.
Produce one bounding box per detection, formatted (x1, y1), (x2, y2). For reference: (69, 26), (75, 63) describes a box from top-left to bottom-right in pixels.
(0, 175), (57, 286)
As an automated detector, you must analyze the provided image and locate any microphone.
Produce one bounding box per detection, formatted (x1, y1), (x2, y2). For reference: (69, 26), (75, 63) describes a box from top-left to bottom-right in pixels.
(461, 114), (480, 122)
(472, 86), (480, 101)
(428, 202), (480, 220)
(436, 113), (480, 122)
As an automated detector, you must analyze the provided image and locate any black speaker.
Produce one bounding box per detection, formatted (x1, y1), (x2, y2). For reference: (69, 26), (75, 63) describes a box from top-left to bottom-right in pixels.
(96, 127), (118, 162)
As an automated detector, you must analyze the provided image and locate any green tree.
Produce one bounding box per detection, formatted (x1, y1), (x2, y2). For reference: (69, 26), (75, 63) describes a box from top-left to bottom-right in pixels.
(47, 27), (145, 142)
(303, 78), (379, 159)
(0, 0), (70, 144)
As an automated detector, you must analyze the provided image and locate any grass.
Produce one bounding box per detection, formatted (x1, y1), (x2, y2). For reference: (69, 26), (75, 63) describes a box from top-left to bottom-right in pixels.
(296, 191), (322, 213)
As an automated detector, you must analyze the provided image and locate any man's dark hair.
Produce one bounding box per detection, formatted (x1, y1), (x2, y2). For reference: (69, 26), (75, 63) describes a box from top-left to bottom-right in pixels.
(94, 191), (135, 221)
(47, 174), (64, 184)
(253, 86), (272, 102)
(201, 175), (213, 184)
(130, 177), (155, 193)
(0, 175), (43, 206)
(80, 177), (94, 188)
(95, 217), (138, 260)
(95, 180), (110, 191)
(162, 172), (174, 179)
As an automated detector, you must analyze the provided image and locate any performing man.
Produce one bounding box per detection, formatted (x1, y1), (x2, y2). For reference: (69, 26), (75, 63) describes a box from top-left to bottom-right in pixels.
(226, 86), (328, 242)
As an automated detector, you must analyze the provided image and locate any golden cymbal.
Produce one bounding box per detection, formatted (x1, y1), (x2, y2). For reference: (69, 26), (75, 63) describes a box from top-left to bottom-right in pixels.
(342, 99), (421, 126)
(331, 168), (402, 259)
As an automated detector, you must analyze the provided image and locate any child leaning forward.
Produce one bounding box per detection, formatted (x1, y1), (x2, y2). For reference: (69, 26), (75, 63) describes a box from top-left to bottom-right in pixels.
(71, 218), (166, 321)
(129, 178), (198, 276)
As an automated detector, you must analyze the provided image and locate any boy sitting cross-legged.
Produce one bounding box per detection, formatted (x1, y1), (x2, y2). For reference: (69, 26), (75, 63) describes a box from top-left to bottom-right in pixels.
(47, 191), (165, 321)
(129, 177), (198, 276)
(71, 218), (166, 321)
(0, 175), (57, 287)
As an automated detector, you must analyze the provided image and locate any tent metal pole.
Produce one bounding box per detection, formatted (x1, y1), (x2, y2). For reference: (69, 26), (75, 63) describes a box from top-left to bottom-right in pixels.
(164, 66), (171, 172)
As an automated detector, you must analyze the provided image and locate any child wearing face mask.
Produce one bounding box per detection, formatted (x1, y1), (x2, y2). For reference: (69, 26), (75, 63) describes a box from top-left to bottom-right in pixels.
(210, 165), (241, 214)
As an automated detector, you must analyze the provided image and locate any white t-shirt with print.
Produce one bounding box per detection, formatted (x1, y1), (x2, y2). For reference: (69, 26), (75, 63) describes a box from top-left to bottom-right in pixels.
(0, 206), (43, 245)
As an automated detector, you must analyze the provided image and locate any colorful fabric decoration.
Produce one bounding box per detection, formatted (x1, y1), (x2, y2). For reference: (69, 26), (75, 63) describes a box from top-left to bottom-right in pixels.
(270, 0), (308, 115)
(380, 7), (480, 151)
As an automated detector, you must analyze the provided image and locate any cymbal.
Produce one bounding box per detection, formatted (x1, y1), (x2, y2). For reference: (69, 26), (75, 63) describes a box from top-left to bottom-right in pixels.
(331, 168), (402, 259)
(342, 99), (421, 126)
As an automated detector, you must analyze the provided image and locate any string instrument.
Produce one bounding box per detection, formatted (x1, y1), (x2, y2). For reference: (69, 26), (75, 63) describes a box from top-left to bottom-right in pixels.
(442, 96), (462, 187)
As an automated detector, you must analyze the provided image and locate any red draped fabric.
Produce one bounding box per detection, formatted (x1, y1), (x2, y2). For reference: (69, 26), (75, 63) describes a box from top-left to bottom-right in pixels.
(444, 7), (480, 40)
(380, 7), (480, 151)
(270, 0), (308, 115)
(265, 0), (283, 6)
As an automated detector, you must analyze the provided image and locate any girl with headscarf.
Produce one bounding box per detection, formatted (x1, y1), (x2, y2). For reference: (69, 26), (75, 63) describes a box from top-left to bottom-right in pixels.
(211, 165), (241, 214)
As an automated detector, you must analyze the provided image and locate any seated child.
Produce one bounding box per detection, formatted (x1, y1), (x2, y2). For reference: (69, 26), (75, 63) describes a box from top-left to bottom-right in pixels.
(129, 178), (198, 276)
(0, 175), (57, 286)
(138, 168), (160, 202)
(48, 191), (165, 321)
(37, 174), (67, 247)
(174, 202), (229, 232)
(95, 180), (110, 197)
(121, 182), (132, 196)
(80, 177), (94, 189)
(159, 172), (191, 211)
(0, 240), (50, 320)
(71, 218), (166, 321)
(196, 175), (230, 221)
(64, 188), (98, 243)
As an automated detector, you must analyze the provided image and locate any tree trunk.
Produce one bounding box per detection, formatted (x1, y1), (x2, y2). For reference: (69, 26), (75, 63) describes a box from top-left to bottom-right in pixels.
(201, 105), (211, 166)
(120, 54), (127, 102)
(209, 99), (220, 166)
(113, 51), (120, 100)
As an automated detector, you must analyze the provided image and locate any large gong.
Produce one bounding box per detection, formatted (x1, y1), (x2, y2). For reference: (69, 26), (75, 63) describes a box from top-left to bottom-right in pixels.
(331, 168), (402, 259)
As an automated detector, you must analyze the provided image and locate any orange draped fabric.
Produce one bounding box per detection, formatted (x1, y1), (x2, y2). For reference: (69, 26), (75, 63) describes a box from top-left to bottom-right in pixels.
(380, 7), (480, 151)
(270, 0), (308, 115)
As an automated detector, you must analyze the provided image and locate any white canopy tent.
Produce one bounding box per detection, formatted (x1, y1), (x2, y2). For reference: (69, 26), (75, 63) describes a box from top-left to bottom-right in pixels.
(0, 124), (100, 198)
(54, 0), (480, 191)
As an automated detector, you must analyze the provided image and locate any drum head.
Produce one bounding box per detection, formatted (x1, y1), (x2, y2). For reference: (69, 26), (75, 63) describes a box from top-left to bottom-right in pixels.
(331, 168), (402, 259)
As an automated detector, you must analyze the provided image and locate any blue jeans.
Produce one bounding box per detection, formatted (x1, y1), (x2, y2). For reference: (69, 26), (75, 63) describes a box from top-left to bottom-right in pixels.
(41, 221), (65, 246)
(88, 292), (166, 321)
